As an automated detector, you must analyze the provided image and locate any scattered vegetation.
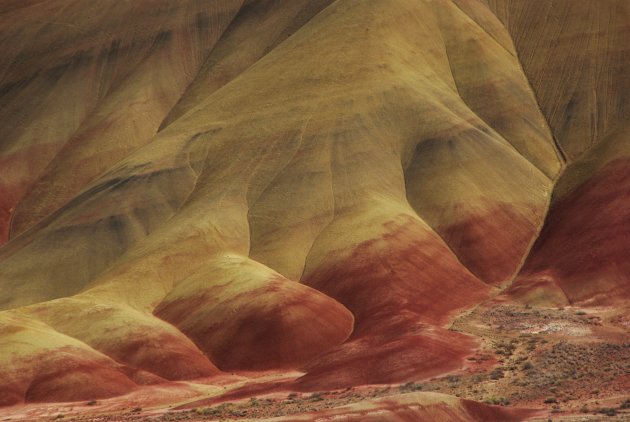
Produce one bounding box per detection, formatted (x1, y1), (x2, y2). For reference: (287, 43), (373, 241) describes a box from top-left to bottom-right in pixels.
(484, 396), (510, 406)
(595, 407), (617, 417)
(399, 381), (423, 392)
(494, 341), (516, 357)
(489, 367), (504, 380)
(52, 305), (628, 421)
(521, 361), (534, 371)
(308, 392), (324, 402)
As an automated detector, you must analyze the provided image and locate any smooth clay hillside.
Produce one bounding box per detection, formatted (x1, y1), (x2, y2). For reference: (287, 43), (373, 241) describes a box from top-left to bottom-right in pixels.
(0, 0), (628, 420)
(483, 0), (630, 306)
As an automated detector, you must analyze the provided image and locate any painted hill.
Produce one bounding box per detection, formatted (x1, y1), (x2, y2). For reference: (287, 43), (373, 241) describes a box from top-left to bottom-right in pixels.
(0, 0), (628, 420)
(486, 0), (630, 307)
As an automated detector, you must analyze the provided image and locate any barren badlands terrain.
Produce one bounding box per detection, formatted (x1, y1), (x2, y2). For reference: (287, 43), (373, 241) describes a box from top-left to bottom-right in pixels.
(0, 0), (628, 421)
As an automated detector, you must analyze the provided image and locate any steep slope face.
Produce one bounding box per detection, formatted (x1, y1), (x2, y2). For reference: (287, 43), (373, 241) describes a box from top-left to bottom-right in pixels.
(485, 0), (630, 160)
(0, 0), (592, 409)
(518, 164), (630, 306)
(159, 0), (336, 130)
(403, 0), (562, 285)
(484, 0), (630, 305)
(509, 130), (630, 306)
(0, 0), (245, 243)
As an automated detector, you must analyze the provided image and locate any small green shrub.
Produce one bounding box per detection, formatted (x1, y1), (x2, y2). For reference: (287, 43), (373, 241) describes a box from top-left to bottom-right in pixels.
(596, 407), (617, 417)
(490, 368), (504, 380)
(309, 392), (324, 402)
(484, 397), (510, 406)
(399, 381), (422, 392)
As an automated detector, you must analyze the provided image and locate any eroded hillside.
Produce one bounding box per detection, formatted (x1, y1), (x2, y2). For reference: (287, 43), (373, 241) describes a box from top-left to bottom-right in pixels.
(0, 1), (628, 420)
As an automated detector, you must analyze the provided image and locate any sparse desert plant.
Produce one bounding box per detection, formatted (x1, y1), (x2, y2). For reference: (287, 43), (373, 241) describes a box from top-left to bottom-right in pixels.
(309, 392), (324, 402)
(399, 381), (422, 392)
(596, 407), (617, 417)
(195, 407), (215, 415)
(230, 409), (247, 417)
(484, 397), (510, 406)
(495, 342), (516, 356)
(490, 367), (504, 380)
(544, 397), (557, 404)
(472, 374), (485, 383)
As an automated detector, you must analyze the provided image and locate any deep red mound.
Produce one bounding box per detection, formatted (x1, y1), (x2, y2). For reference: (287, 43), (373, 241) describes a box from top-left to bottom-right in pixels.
(297, 319), (479, 391)
(513, 158), (630, 304)
(155, 274), (354, 371)
(10, 347), (138, 405)
(439, 203), (538, 285)
(97, 330), (220, 381)
(22, 298), (222, 383)
(459, 398), (538, 422)
(0, 380), (24, 407)
(298, 215), (489, 389)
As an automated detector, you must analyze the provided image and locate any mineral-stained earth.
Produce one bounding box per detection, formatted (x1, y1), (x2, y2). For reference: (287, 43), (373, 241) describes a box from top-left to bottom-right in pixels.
(0, 0), (628, 421)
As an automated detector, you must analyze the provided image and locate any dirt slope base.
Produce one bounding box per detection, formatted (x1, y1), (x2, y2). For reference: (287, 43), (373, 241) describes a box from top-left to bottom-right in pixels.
(0, 390), (540, 422)
(263, 392), (539, 422)
(1, 301), (627, 421)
